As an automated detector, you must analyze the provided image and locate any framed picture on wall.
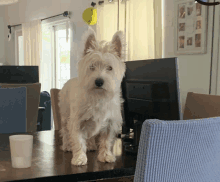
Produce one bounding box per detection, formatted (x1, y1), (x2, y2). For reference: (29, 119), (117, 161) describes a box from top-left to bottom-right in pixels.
(174, 0), (208, 55)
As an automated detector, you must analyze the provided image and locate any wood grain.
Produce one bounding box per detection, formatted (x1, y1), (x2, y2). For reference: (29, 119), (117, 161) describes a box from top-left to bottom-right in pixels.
(0, 129), (136, 181)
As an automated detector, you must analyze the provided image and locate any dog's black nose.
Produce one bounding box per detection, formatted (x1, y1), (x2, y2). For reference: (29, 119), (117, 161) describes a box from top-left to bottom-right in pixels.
(95, 78), (104, 87)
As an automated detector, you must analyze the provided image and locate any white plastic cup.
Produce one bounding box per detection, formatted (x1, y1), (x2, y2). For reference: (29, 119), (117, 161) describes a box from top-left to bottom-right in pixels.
(9, 135), (33, 168)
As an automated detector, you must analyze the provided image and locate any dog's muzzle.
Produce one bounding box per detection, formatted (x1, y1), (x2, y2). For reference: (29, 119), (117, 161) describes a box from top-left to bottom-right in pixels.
(95, 78), (104, 87)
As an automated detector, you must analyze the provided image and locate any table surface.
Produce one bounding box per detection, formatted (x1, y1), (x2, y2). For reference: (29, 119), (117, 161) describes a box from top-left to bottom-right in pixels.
(0, 128), (137, 181)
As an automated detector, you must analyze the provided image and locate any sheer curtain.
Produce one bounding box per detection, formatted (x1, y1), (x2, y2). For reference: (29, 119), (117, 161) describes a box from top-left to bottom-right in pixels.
(22, 19), (42, 75)
(125, 0), (162, 60)
(96, 0), (162, 61)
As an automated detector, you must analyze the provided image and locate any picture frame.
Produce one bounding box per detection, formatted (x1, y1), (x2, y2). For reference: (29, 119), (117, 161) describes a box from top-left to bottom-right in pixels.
(174, 0), (208, 55)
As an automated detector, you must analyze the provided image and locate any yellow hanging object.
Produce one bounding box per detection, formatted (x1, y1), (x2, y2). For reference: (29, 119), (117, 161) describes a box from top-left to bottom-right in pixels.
(82, 7), (97, 25)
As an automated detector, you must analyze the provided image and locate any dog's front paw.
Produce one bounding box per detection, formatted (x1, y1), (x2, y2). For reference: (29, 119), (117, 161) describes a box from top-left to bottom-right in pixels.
(97, 150), (116, 163)
(71, 152), (88, 166)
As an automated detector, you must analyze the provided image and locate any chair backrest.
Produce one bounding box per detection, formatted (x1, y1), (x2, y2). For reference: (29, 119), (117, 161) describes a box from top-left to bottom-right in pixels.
(184, 92), (220, 119)
(50, 89), (61, 130)
(0, 83), (41, 132)
(39, 91), (51, 107)
(0, 87), (27, 133)
(134, 118), (220, 182)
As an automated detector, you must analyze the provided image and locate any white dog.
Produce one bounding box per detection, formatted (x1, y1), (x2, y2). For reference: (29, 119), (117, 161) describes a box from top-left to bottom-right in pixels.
(58, 27), (126, 166)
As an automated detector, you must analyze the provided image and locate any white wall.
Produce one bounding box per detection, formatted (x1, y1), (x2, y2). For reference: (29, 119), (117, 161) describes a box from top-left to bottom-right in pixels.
(163, 0), (214, 115)
(3, 0), (96, 77)
(0, 6), (6, 64)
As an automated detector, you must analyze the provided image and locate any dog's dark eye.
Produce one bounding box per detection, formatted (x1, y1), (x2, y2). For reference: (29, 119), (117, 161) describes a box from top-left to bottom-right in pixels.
(107, 66), (113, 71)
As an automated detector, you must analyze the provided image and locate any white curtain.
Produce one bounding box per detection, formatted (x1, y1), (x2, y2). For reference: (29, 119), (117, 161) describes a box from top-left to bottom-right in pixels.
(125, 0), (163, 60)
(96, 0), (162, 61)
(22, 19), (42, 77)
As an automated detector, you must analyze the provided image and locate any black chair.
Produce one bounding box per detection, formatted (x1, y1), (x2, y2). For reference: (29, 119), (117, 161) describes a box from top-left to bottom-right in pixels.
(37, 91), (52, 131)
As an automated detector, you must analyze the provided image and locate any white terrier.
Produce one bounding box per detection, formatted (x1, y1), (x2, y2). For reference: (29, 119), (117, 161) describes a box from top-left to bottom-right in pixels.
(58, 27), (126, 166)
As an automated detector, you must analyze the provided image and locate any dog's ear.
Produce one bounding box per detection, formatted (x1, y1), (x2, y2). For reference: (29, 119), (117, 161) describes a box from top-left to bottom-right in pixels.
(83, 27), (97, 56)
(111, 31), (123, 58)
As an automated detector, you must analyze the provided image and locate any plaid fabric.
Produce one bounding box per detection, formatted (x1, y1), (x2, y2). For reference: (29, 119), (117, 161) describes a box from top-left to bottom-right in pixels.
(134, 117), (220, 182)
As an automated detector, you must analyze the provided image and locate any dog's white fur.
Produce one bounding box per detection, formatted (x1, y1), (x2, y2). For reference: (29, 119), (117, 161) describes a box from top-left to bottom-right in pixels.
(58, 27), (126, 166)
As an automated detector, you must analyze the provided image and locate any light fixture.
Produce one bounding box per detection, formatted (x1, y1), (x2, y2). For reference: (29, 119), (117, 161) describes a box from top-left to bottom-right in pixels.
(108, 0), (113, 2)
(0, 0), (18, 6)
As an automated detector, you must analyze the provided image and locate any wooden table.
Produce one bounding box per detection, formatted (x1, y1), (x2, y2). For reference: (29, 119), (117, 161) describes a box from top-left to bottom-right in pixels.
(0, 128), (136, 181)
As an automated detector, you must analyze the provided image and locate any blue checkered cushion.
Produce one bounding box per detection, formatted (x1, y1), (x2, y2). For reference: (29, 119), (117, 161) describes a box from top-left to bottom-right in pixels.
(134, 118), (220, 182)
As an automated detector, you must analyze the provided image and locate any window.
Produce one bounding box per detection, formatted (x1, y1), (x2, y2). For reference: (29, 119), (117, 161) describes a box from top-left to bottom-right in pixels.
(15, 30), (24, 65)
(16, 22), (71, 93)
(55, 26), (71, 89)
(41, 23), (71, 92)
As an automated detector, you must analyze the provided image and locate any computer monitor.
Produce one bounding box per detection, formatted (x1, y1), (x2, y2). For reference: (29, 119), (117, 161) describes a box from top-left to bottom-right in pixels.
(0, 66), (39, 83)
(121, 57), (182, 153)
